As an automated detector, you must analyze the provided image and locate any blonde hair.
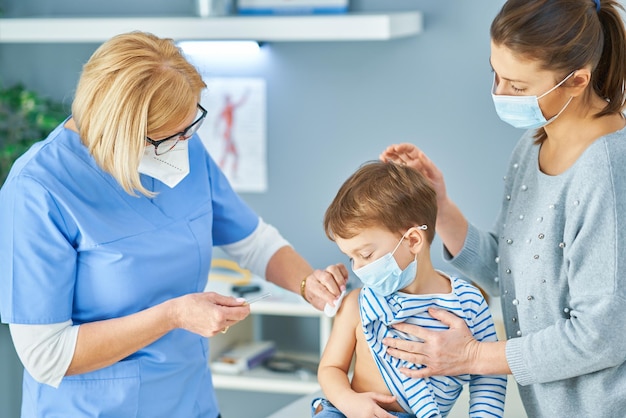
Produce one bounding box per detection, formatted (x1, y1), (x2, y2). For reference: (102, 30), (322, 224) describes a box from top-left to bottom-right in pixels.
(324, 161), (437, 243)
(72, 31), (206, 196)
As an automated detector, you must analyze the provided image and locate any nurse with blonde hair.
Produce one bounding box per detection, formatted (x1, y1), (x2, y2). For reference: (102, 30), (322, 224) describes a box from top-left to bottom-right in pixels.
(0, 31), (347, 417)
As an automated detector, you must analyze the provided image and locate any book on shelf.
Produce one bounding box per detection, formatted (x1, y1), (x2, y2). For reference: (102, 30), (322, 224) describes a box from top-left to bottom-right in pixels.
(211, 340), (276, 375)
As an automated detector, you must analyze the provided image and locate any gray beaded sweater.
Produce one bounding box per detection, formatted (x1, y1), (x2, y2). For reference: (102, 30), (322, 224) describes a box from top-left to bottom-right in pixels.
(447, 127), (626, 417)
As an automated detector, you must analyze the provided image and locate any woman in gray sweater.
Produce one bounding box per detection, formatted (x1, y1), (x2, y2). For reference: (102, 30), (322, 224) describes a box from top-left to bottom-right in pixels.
(380, 0), (626, 416)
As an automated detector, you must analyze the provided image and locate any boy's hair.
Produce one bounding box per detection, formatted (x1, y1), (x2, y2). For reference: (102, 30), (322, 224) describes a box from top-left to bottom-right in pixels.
(324, 161), (437, 243)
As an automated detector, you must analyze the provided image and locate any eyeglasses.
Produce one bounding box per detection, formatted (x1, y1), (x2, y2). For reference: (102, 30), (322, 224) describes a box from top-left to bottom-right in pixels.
(146, 103), (207, 155)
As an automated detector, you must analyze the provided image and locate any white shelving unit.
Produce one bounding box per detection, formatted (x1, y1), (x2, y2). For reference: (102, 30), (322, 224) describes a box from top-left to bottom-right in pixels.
(0, 12), (422, 43)
(212, 357), (321, 395)
(205, 275), (332, 395)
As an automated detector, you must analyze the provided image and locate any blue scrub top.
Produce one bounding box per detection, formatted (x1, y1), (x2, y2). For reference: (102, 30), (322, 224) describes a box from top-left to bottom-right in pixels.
(0, 121), (259, 417)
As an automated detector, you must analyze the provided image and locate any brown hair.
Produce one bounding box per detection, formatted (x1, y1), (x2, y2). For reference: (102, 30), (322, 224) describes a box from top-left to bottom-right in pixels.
(491, 0), (626, 143)
(324, 161), (437, 243)
(72, 31), (206, 196)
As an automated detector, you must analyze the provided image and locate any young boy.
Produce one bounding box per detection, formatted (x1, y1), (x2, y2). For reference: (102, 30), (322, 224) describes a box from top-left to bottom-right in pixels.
(314, 161), (506, 418)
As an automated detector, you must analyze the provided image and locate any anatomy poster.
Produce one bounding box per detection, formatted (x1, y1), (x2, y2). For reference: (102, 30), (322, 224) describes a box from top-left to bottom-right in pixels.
(198, 78), (267, 193)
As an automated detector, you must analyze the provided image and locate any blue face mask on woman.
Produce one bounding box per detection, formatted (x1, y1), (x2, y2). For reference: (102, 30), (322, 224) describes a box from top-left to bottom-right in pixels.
(491, 71), (574, 130)
(352, 226), (427, 296)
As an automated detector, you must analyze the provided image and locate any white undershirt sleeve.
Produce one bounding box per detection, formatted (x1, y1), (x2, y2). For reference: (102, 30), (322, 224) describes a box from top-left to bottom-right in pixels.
(9, 320), (79, 388)
(220, 217), (290, 278)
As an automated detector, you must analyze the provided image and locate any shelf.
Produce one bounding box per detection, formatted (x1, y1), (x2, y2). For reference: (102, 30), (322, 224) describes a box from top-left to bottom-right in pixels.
(205, 276), (320, 316)
(213, 370), (319, 394)
(212, 353), (320, 395)
(0, 12), (422, 43)
(251, 300), (323, 317)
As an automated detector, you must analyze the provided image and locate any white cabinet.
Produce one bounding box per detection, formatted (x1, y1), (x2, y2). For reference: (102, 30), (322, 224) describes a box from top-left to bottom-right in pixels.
(205, 274), (332, 395)
(0, 12), (422, 43)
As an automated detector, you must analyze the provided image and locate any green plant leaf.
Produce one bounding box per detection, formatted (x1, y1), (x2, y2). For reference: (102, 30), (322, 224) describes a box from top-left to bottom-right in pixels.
(0, 81), (67, 185)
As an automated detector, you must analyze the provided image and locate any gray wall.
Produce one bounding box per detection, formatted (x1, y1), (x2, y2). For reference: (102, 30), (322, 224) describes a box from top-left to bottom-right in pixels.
(0, 0), (520, 416)
(0, 325), (22, 418)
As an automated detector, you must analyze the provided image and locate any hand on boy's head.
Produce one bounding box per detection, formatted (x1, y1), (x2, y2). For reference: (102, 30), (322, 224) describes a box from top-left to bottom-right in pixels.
(379, 143), (423, 169)
(380, 143), (447, 204)
(305, 263), (348, 310)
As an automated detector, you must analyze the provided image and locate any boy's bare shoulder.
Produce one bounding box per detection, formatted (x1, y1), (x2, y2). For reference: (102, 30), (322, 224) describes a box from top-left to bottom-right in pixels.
(335, 288), (362, 320)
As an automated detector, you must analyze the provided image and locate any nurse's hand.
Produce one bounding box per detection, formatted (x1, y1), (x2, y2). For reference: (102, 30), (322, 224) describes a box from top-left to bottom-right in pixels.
(382, 307), (480, 378)
(171, 292), (251, 337)
(303, 263), (349, 311)
(379, 143), (448, 206)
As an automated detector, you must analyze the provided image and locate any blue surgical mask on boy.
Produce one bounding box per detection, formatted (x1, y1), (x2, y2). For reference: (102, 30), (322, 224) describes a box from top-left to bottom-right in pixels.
(491, 71), (574, 130)
(352, 225), (427, 296)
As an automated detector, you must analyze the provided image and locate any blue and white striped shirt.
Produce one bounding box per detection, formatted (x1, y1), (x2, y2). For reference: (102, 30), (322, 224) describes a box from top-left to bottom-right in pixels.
(359, 273), (507, 417)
